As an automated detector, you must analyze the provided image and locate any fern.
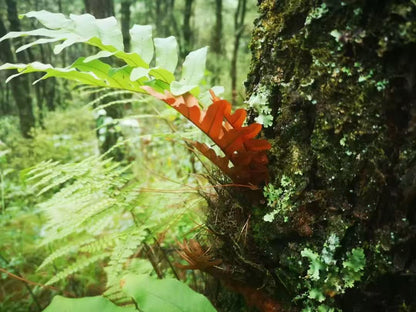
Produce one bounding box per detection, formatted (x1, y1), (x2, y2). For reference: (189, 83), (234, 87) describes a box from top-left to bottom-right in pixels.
(45, 252), (111, 286)
(0, 10), (270, 185)
(37, 235), (95, 271)
(27, 149), (204, 289)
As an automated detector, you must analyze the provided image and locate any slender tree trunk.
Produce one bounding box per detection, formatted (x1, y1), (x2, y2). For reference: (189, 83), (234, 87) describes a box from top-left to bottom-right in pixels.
(84, 0), (124, 160)
(2, 1), (36, 138)
(0, 17), (13, 116)
(120, 0), (132, 52)
(83, 0), (114, 18)
(182, 0), (194, 57)
(211, 0), (223, 55)
(210, 0), (223, 85)
(230, 0), (247, 105)
(155, 0), (162, 34)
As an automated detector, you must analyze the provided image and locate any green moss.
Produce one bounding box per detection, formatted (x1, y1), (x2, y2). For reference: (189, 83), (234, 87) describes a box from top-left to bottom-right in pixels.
(243, 0), (416, 309)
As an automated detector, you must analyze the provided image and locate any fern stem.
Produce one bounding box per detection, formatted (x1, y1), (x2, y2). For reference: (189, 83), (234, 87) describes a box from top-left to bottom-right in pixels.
(153, 237), (180, 280)
(143, 242), (164, 279)
(0, 255), (43, 311)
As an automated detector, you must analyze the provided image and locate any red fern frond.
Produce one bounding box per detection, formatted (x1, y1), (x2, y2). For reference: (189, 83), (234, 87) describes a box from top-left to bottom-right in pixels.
(141, 87), (271, 185)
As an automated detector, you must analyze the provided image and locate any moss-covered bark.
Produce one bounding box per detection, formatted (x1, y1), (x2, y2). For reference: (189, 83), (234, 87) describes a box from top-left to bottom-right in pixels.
(207, 1), (416, 311)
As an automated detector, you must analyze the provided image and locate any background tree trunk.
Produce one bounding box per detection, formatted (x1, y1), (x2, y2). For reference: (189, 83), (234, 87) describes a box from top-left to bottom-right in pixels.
(83, 0), (114, 18)
(84, 0), (124, 159)
(230, 0), (247, 105)
(2, 0), (35, 138)
(210, 0), (223, 85)
(208, 0), (416, 311)
(120, 0), (132, 52)
(182, 0), (194, 57)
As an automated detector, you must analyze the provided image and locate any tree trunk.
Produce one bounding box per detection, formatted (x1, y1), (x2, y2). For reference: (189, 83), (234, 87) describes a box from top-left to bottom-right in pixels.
(2, 1), (36, 138)
(0, 16), (13, 116)
(210, 0), (223, 85)
(83, 0), (114, 18)
(211, 0), (223, 55)
(205, 1), (416, 311)
(84, 0), (124, 160)
(120, 0), (132, 52)
(230, 0), (247, 105)
(182, 0), (194, 57)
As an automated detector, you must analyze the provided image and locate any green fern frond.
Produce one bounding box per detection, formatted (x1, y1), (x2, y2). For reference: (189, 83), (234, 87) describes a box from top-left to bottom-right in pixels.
(45, 252), (110, 286)
(87, 90), (134, 107)
(37, 236), (96, 271)
(79, 235), (118, 254)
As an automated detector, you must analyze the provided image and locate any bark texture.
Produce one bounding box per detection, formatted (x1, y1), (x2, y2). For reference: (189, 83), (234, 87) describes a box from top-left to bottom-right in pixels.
(83, 0), (114, 18)
(207, 0), (416, 311)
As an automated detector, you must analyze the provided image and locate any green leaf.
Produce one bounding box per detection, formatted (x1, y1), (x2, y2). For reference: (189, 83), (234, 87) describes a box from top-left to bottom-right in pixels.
(143, 79), (170, 93)
(0, 62), (107, 86)
(170, 47), (208, 96)
(130, 25), (154, 64)
(149, 68), (175, 84)
(121, 274), (217, 312)
(0, 28), (68, 44)
(154, 36), (178, 73)
(42, 295), (136, 312)
(130, 67), (149, 81)
(24, 10), (72, 29)
(83, 51), (114, 63)
(16, 38), (62, 53)
(71, 58), (145, 92)
(1, 12), (124, 55)
(182, 47), (208, 84)
(170, 81), (196, 96)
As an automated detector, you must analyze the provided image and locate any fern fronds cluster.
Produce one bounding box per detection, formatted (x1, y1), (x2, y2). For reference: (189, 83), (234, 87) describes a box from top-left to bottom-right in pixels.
(28, 152), (204, 289)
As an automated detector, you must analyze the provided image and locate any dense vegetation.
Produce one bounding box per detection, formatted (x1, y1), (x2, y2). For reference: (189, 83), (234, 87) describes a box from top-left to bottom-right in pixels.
(1, 0), (415, 312)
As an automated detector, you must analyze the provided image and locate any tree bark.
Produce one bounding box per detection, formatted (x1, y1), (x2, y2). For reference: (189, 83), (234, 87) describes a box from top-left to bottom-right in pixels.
(209, 0), (223, 85)
(120, 0), (132, 52)
(83, 0), (114, 18)
(2, 1), (36, 138)
(211, 0), (223, 55)
(182, 0), (194, 57)
(205, 0), (416, 311)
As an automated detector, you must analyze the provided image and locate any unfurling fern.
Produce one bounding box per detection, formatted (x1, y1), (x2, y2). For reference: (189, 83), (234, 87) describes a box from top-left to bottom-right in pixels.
(0, 10), (270, 186)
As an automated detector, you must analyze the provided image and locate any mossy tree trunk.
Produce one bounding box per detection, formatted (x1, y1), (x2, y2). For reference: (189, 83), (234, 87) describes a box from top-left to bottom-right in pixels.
(207, 1), (416, 311)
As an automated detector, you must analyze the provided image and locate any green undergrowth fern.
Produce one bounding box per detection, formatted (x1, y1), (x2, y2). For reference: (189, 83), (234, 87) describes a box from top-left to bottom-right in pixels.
(27, 150), (204, 292)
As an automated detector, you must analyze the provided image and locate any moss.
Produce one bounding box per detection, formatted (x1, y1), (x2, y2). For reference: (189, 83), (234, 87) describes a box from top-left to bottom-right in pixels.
(240, 0), (416, 310)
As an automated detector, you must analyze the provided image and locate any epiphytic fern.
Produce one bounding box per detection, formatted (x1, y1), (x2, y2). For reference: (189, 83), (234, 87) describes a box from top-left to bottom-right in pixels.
(0, 10), (270, 186)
